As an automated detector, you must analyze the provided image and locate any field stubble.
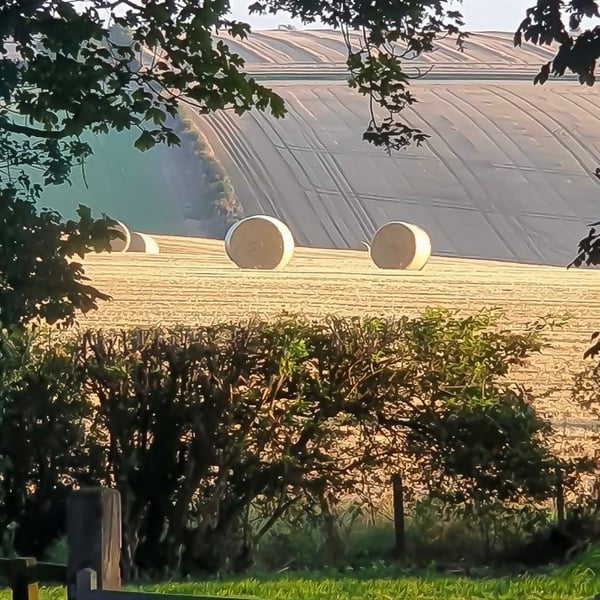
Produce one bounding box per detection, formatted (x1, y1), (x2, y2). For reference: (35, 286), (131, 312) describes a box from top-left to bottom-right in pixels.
(79, 235), (600, 471)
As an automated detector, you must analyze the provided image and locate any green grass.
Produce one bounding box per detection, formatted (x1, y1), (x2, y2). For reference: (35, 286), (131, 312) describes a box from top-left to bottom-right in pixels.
(6, 549), (600, 600)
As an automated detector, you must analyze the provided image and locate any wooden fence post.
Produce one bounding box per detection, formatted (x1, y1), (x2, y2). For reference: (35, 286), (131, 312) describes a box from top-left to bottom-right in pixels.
(76, 568), (98, 600)
(391, 472), (405, 559)
(8, 558), (39, 600)
(67, 488), (122, 600)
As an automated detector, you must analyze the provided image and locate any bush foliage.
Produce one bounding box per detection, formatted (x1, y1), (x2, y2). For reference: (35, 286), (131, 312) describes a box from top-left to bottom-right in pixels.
(178, 109), (242, 223)
(0, 309), (577, 576)
(0, 189), (120, 328)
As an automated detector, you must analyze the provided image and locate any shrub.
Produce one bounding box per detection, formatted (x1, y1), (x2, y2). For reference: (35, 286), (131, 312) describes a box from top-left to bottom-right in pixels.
(180, 110), (243, 222)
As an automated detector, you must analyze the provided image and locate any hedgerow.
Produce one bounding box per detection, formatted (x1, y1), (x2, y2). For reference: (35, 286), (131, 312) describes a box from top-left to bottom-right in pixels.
(0, 309), (582, 576)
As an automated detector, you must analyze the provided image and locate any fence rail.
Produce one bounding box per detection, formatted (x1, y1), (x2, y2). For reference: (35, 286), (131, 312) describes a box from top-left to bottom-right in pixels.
(0, 559), (260, 600)
(0, 557), (67, 582)
(0, 557), (67, 600)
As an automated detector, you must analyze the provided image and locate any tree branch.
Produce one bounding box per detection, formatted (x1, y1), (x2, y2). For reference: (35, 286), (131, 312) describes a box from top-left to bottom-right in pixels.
(1, 120), (67, 139)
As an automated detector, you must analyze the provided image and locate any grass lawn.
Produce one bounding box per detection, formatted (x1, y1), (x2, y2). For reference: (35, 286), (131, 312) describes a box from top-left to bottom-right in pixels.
(3, 550), (600, 600)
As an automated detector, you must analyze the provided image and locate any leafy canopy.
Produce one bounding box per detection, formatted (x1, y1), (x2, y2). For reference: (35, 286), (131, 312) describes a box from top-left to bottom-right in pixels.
(1, 0), (465, 158)
(0, 193), (117, 328)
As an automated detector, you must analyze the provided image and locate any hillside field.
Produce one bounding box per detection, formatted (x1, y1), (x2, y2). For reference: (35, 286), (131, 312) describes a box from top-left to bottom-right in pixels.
(33, 31), (600, 266)
(193, 79), (600, 266)
(217, 29), (557, 72)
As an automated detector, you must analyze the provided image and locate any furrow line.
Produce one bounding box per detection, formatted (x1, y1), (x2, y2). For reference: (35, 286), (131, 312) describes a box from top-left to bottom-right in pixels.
(248, 106), (348, 247)
(202, 112), (283, 217)
(210, 111), (334, 247)
(279, 94), (376, 245)
(495, 87), (600, 192)
(403, 102), (518, 261)
(288, 88), (377, 234)
(436, 86), (547, 262)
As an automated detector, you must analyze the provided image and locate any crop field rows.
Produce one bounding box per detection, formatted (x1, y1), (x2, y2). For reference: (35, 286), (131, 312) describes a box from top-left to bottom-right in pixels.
(190, 80), (600, 267)
(217, 30), (556, 69)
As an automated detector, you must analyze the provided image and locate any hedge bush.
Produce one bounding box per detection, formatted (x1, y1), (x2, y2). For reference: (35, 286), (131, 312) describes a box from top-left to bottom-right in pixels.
(179, 107), (242, 222)
(0, 309), (577, 576)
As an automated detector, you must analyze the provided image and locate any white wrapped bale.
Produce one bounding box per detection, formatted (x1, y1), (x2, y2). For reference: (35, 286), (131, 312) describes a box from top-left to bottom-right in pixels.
(369, 221), (432, 270)
(128, 231), (160, 254)
(224, 215), (294, 270)
(108, 220), (131, 253)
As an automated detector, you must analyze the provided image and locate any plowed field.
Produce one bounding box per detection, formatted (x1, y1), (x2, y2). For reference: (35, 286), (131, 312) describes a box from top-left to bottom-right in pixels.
(218, 30), (557, 75)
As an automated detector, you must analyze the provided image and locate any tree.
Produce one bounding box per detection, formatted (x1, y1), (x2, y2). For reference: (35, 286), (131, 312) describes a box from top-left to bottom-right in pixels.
(0, 191), (120, 328)
(515, 1), (600, 270)
(1, 0), (465, 326)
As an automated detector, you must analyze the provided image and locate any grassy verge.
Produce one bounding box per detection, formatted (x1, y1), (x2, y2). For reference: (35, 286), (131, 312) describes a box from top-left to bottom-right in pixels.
(178, 104), (242, 222)
(6, 550), (600, 600)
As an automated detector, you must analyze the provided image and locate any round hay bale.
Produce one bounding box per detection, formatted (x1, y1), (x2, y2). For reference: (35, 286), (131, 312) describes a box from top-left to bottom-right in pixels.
(224, 215), (294, 270)
(108, 220), (131, 253)
(128, 231), (160, 254)
(369, 221), (432, 270)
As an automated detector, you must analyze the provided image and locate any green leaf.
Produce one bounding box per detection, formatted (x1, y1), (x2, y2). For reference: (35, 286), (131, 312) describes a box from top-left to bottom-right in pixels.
(133, 130), (156, 151)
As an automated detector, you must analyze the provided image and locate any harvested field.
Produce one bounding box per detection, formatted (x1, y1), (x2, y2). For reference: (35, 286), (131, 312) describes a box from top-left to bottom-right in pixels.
(32, 30), (595, 267)
(80, 236), (599, 424)
(192, 79), (600, 266)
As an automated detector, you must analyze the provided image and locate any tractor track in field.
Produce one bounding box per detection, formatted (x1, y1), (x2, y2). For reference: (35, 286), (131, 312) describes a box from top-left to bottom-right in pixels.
(187, 78), (600, 264)
(209, 109), (345, 247)
(429, 86), (546, 263)
(248, 105), (351, 247)
(495, 87), (600, 192)
(404, 97), (518, 261)
(279, 93), (377, 241)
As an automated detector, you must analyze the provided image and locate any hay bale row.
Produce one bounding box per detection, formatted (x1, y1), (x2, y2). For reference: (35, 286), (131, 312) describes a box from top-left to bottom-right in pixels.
(107, 221), (160, 255)
(224, 216), (432, 271)
(104, 216), (432, 270)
